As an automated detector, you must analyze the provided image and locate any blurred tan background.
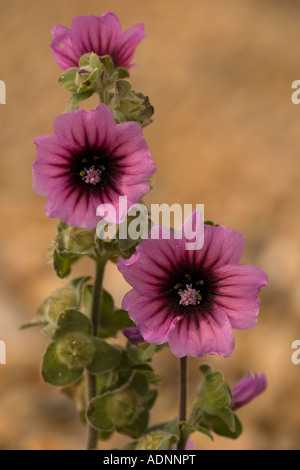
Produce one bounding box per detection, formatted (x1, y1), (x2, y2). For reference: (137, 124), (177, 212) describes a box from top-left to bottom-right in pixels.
(0, 0), (300, 450)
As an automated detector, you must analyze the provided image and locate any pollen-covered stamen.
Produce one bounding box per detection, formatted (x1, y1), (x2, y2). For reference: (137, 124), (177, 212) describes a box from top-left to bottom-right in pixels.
(178, 284), (201, 306)
(81, 166), (102, 185)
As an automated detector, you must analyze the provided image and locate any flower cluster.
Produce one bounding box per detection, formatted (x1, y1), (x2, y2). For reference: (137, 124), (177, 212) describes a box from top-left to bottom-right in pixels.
(31, 11), (268, 451)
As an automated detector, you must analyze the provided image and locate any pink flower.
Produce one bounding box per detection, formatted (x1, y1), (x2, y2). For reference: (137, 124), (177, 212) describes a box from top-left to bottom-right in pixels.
(32, 104), (156, 230)
(231, 373), (267, 410)
(122, 327), (145, 345)
(118, 211), (268, 358)
(51, 12), (145, 70)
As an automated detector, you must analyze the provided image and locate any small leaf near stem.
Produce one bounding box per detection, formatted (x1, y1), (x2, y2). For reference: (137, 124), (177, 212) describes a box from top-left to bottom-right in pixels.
(177, 356), (188, 450)
(85, 255), (108, 450)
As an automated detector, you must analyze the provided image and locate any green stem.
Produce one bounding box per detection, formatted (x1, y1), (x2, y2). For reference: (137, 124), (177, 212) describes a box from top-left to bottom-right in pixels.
(177, 356), (188, 450)
(98, 86), (109, 105)
(85, 256), (107, 450)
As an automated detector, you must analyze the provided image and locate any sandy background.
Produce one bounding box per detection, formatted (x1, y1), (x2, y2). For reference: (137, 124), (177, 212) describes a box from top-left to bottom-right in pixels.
(0, 0), (300, 450)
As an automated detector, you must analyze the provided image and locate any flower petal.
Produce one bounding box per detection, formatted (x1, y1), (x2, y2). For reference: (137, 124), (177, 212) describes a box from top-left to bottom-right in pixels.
(50, 24), (78, 69)
(122, 327), (145, 345)
(211, 264), (268, 329)
(53, 105), (116, 153)
(179, 219), (245, 273)
(231, 373), (267, 410)
(111, 23), (145, 68)
(113, 121), (149, 157)
(168, 306), (235, 358)
(71, 13), (122, 59)
(32, 134), (77, 196)
(118, 233), (175, 297)
(45, 183), (99, 230)
(111, 122), (156, 192)
(122, 289), (183, 344)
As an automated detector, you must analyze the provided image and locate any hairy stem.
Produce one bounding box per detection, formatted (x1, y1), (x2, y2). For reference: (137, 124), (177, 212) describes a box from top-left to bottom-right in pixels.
(85, 256), (107, 450)
(177, 356), (188, 450)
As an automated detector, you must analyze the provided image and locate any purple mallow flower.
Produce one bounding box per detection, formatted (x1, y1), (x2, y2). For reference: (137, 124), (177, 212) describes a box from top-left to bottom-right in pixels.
(118, 211), (268, 358)
(231, 373), (267, 410)
(122, 327), (145, 345)
(32, 104), (156, 230)
(51, 12), (145, 70)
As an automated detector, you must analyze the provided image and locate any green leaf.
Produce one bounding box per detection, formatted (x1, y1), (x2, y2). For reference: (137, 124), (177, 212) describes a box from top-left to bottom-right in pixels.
(19, 318), (47, 330)
(79, 53), (94, 67)
(87, 371), (150, 438)
(147, 419), (180, 437)
(41, 342), (83, 386)
(141, 344), (157, 362)
(83, 287), (134, 338)
(116, 67), (130, 79)
(37, 277), (91, 335)
(53, 249), (79, 279)
(98, 429), (114, 441)
(96, 370), (119, 395)
(56, 332), (95, 369)
(69, 89), (94, 105)
(134, 367), (162, 385)
(126, 342), (144, 363)
(208, 413), (242, 439)
(88, 53), (103, 72)
(58, 68), (78, 92)
(53, 309), (92, 340)
(188, 367), (242, 440)
(99, 55), (115, 73)
(136, 431), (177, 450)
(141, 389), (158, 410)
(86, 392), (114, 432)
(196, 371), (234, 429)
(108, 309), (135, 332)
(86, 338), (122, 374)
(181, 421), (213, 441)
(199, 364), (213, 376)
(122, 441), (138, 450)
(129, 370), (149, 396)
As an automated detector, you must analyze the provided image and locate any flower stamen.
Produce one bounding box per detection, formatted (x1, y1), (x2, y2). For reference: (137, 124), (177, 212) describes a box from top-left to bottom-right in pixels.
(82, 166), (102, 185)
(178, 284), (201, 306)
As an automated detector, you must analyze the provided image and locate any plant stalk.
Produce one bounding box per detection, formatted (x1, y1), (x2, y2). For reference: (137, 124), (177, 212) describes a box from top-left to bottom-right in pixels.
(85, 256), (107, 450)
(177, 356), (188, 450)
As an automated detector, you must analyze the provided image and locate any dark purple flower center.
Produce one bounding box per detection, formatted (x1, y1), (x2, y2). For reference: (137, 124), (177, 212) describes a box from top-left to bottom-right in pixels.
(170, 274), (209, 313)
(69, 149), (121, 195)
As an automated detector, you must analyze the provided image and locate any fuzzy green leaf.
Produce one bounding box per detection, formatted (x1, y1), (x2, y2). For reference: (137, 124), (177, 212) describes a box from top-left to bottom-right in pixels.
(86, 338), (122, 374)
(36, 277), (91, 335)
(53, 249), (79, 279)
(189, 368), (242, 439)
(53, 309), (92, 340)
(41, 342), (83, 386)
(87, 371), (150, 438)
